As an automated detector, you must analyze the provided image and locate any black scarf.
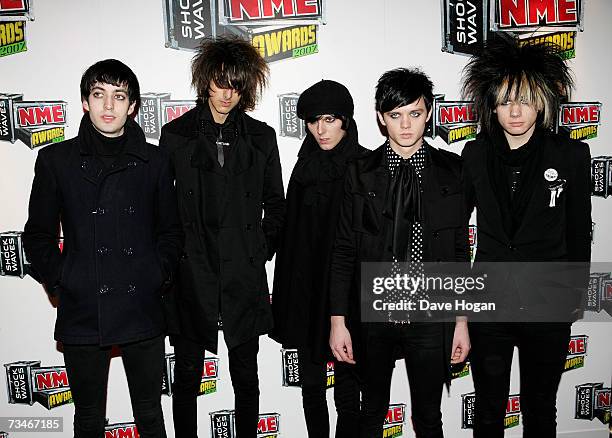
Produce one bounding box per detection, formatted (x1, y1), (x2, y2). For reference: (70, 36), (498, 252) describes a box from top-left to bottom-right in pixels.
(487, 123), (543, 237)
(292, 121), (359, 188)
(383, 147), (424, 262)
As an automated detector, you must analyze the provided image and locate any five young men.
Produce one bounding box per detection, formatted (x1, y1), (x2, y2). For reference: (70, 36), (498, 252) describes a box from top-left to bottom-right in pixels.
(22, 33), (590, 438)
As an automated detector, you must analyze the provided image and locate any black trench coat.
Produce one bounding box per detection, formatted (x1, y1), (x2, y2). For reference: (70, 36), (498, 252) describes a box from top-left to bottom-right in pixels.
(23, 116), (183, 346)
(159, 103), (285, 353)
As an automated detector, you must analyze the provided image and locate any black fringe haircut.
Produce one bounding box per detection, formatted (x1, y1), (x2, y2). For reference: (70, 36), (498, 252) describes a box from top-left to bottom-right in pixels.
(191, 36), (269, 112)
(80, 59), (141, 110)
(375, 68), (434, 114)
(461, 33), (574, 134)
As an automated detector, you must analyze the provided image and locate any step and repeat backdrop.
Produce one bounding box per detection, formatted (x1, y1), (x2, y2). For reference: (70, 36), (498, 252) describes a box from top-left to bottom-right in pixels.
(1, 0), (611, 437)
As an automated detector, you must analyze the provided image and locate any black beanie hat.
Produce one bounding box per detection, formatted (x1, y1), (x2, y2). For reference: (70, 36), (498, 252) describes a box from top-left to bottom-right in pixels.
(296, 80), (354, 120)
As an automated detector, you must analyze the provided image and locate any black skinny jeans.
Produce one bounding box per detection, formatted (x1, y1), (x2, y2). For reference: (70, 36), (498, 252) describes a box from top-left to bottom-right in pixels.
(62, 335), (166, 438)
(359, 323), (446, 438)
(470, 322), (571, 438)
(172, 335), (259, 438)
(298, 347), (361, 437)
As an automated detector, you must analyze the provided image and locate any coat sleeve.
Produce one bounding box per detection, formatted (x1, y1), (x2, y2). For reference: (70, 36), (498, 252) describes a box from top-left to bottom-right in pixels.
(455, 166), (471, 263)
(22, 152), (63, 294)
(261, 130), (286, 260)
(154, 151), (184, 287)
(566, 141), (592, 263)
(329, 167), (358, 316)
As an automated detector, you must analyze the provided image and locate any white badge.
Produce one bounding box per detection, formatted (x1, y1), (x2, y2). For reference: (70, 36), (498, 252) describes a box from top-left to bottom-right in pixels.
(544, 168), (558, 182)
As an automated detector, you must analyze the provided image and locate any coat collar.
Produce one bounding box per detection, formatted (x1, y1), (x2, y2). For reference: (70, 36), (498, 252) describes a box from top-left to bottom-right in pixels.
(77, 114), (149, 162)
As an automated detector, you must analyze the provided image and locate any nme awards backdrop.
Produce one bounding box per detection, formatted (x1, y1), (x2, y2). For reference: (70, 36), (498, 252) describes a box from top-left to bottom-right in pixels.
(1, 0), (612, 437)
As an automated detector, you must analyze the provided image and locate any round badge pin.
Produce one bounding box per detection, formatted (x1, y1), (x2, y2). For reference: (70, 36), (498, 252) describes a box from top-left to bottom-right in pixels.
(544, 168), (558, 182)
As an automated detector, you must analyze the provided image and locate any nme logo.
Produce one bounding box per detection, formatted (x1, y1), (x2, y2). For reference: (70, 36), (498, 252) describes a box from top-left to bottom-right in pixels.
(202, 358), (218, 379)
(34, 368), (69, 391)
(227, 0), (320, 21)
(497, 0), (581, 28)
(560, 104), (600, 126)
(0, 0), (26, 12)
(104, 422), (139, 438)
(257, 414), (279, 434)
(557, 103), (602, 141)
(16, 103), (66, 128)
(164, 103), (193, 123)
(438, 103), (477, 125)
(383, 403), (405, 437)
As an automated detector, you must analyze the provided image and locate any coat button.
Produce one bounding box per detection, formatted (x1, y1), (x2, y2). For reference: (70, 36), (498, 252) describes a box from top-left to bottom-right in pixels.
(245, 192), (251, 198)
(441, 187), (449, 196)
(127, 284), (136, 293)
(124, 206), (135, 215)
(99, 285), (109, 294)
(432, 231), (439, 238)
(97, 246), (109, 255)
(128, 161), (137, 167)
(368, 191), (376, 197)
(123, 247), (134, 256)
(187, 189), (194, 196)
(249, 256), (255, 264)
(81, 161), (88, 170)
(245, 224), (252, 231)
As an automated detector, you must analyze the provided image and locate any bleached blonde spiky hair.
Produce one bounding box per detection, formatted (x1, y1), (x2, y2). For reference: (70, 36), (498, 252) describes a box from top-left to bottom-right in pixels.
(461, 34), (574, 134)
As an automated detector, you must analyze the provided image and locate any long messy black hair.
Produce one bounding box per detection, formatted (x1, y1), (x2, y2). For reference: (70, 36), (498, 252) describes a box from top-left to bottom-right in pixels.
(191, 36), (269, 112)
(461, 34), (574, 134)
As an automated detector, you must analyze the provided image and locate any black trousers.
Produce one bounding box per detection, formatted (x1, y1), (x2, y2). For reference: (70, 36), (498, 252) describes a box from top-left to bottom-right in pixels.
(359, 323), (446, 438)
(470, 322), (571, 438)
(172, 335), (259, 438)
(62, 335), (166, 438)
(298, 347), (360, 437)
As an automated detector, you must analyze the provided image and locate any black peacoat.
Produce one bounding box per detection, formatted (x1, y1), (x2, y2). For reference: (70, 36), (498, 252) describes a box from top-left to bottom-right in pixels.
(159, 103), (285, 354)
(23, 115), (184, 346)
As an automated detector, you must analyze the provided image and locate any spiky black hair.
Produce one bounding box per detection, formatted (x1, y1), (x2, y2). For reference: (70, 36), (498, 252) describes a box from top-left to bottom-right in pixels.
(461, 34), (574, 134)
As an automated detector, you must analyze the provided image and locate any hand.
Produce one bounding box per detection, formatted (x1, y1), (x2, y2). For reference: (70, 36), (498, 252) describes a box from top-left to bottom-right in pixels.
(450, 318), (470, 364)
(329, 316), (356, 364)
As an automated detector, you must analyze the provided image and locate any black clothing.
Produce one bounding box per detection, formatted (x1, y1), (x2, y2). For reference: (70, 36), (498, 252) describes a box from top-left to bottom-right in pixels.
(470, 323), (571, 438)
(462, 128), (591, 318)
(462, 127), (591, 437)
(296, 80), (354, 119)
(330, 142), (469, 316)
(63, 335), (166, 438)
(83, 117), (126, 170)
(23, 114), (183, 346)
(271, 122), (366, 362)
(329, 141), (469, 435)
(159, 100), (285, 353)
(359, 323), (446, 438)
(299, 347), (360, 438)
(385, 143), (426, 262)
(171, 335), (260, 438)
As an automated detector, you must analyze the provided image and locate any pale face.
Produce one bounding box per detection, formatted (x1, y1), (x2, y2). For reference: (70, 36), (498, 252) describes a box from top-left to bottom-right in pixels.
(82, 82), (136, 138)
(377, 97), (432, 159)
(208, 81), (241, 124)
(306, 115), (346, 150)
(494, 99), (539, 149)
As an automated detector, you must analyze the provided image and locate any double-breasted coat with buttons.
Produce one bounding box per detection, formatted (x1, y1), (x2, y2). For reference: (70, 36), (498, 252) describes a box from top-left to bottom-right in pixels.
(159, 103), (285, 354)
(23, 116), (184, 346)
